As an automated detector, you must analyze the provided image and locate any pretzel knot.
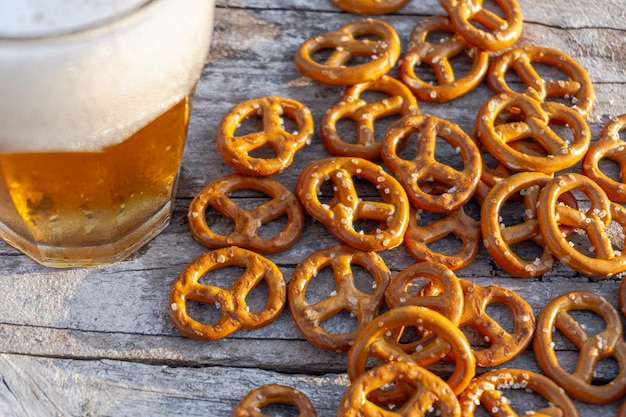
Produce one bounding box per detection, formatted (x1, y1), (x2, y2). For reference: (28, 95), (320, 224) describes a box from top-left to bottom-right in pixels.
(169, 247), (286, 341)
(216, 96), (314, 176)
(534, 291), (626, 404)
(288, 245), (391, 352)
(400, 15), (489, 102)
(232, 384), (318, 417)
(296, 157), (410, 252)
(321, 75), (419, 160)
(188, 174), (304, 254)
(294, 18), (401, 85)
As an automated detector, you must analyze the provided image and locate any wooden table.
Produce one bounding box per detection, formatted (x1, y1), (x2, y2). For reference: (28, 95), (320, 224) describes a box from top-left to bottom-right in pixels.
(2, 1), (626, 415)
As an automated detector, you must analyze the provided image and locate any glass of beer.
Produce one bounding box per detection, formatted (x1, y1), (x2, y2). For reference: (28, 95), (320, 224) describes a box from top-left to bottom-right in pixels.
(0, 0), (216, 267)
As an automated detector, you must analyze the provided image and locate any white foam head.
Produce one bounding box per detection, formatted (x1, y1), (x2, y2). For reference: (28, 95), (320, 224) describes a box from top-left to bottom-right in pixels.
(0, 0), (215, 151)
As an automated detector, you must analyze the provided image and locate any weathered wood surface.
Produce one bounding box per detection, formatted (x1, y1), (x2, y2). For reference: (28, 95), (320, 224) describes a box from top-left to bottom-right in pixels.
(1, 1), (626, 415)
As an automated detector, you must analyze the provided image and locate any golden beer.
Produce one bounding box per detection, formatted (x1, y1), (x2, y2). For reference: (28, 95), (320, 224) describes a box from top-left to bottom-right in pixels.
(0, 1), (215, 266)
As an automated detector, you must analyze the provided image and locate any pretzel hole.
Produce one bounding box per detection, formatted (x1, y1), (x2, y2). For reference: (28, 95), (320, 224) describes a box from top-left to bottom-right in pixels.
(334, 118), (360, 145)
(597, 157), (622, 183)
(244, 279), (271, 314)
(320, 309), (359, 335)
(227, 189), (271, 211)
(185, 298), (225, 328)
(256, 213), (290, 240)
(352, 264), (380, 295)
(434, 137), (467, 173)
(198, 265), (247, 289)
(202, 206), (236, 236)
(233, 112), (263, 137)
(545, 120), (576, 148)
(258, 402), (301, 417)
(303, 266), (339, 306)
(416, 210), (464, 255)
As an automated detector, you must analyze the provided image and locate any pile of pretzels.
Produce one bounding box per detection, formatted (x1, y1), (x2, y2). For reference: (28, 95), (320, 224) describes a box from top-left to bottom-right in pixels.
(167, 0), (626, 415)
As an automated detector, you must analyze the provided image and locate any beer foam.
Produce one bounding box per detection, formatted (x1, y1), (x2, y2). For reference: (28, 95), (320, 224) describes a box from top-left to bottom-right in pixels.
(0, 0), (215, 152)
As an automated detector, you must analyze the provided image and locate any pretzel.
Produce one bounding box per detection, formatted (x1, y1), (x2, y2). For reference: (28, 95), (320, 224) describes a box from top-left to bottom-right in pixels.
(458, 368), (580, 416)
(347, 305), (475, 403)
(294, 19), (401, 85)
(400, 15), (489, 102)
(533, 290), (626, 404)
(537, 173), (626, 277)
(232, 384), (317, 417)
(188, 173), (304, 254)
(476, 92), (591, 174)
(321, 75), (418, 160)
(288, 245), (391, 352)
(381, 114), (481, 212)
(216, 96), (314, 176)
(619, 402), (626, 417)
(582, 114), (626, 203)
(169, 247), (286, 340)
(487, 45), (595, 118)
(296, 157), (409, 252)
(438, 0), (523, 51)
(337, 361), (461, 417)
(328, 0), (410, 15)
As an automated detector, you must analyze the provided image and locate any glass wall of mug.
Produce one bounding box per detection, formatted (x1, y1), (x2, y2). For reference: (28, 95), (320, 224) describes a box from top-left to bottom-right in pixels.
(0, 0), (216, 266)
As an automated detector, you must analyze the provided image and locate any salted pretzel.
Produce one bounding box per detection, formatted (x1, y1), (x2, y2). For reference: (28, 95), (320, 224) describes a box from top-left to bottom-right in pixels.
(381, 114), (481, 212)
(188, 173), (304, 254)
(321, 75), (419, 160)
(534, 291), (626, 404)
(296, 157), (409, 252)
(384, 262), (465, 324)
(458, 368), (580, 417)
(232, 384), (318, 417)
(328, 0), (410, 15)
(169, 247), (286, 341)
(288, 245), (391, 352)
(216, 96), (314, 176)
(476, 92), (591, 174)
(337, 361), (461, 417)
(294, 19), (401, 85)
(582, 114), (626, 203)
(488, 45), (595, 118)
(400, 15), (489, 102)
(537, 173), (626, 277)
(438, 0), (523, 51)
(347, 305), (475, 403)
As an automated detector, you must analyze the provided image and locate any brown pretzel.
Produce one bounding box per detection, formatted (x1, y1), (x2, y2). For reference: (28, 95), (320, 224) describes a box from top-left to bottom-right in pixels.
(328, 0), (410, 15)
(169, 247), (286, 341)
(188, 173), (304, 254)
(476, 92), (591, 174)
(534, 291), (626, 404)
(537, 173), (626, 277)
(381, 114), (482, 212)
(582, 115), (626, 203)
(294, 19), (401, 86)
(337, 362), (461, 417)
(438, 0), (523, 51)
(347, 305), (475, 403)
(232, 384), (318, 417)
(400, 15), (489, 102)
(296, 157), (409, 252)
(321, 75), (418, 160)
(216, 96), (314, 176)
(458, 368), (580, 417)
(288, 245), (391, 352)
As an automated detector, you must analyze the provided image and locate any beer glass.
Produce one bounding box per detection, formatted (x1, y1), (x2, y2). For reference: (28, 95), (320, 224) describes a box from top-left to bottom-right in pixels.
(0, 0), (216, 266)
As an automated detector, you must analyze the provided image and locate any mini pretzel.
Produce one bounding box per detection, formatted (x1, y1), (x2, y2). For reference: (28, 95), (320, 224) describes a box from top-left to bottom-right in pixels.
(438, 0), (523, 51)
(169, 247), (286, 341)
(296, 157), (409, 252)
(384, 262), (465, 324)
(337, 362), (461, 417)
(582, 115), (626, 203)
(288, 245), (391, 352)
(458, 368), (580, 416)
(488, 45), (595, 118)
(400, 15), (489, 102)
(232, 384), (318, 417)
(295, 19), (401, 85)
(321, 75), (419, 160)
(188, 173), (304, 254)
(537, 173), (626, 277)
(476, 92), (591, 174)
(381, 114), (481, 212)
(328, 0), (410, 15)
(216, 96), (314, 176)
(347, 305), (475, 403)
(533, 291), (626, 404)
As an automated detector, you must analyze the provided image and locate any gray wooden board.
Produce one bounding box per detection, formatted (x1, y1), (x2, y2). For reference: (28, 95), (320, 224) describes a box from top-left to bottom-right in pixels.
(1, 0), (626, 415)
